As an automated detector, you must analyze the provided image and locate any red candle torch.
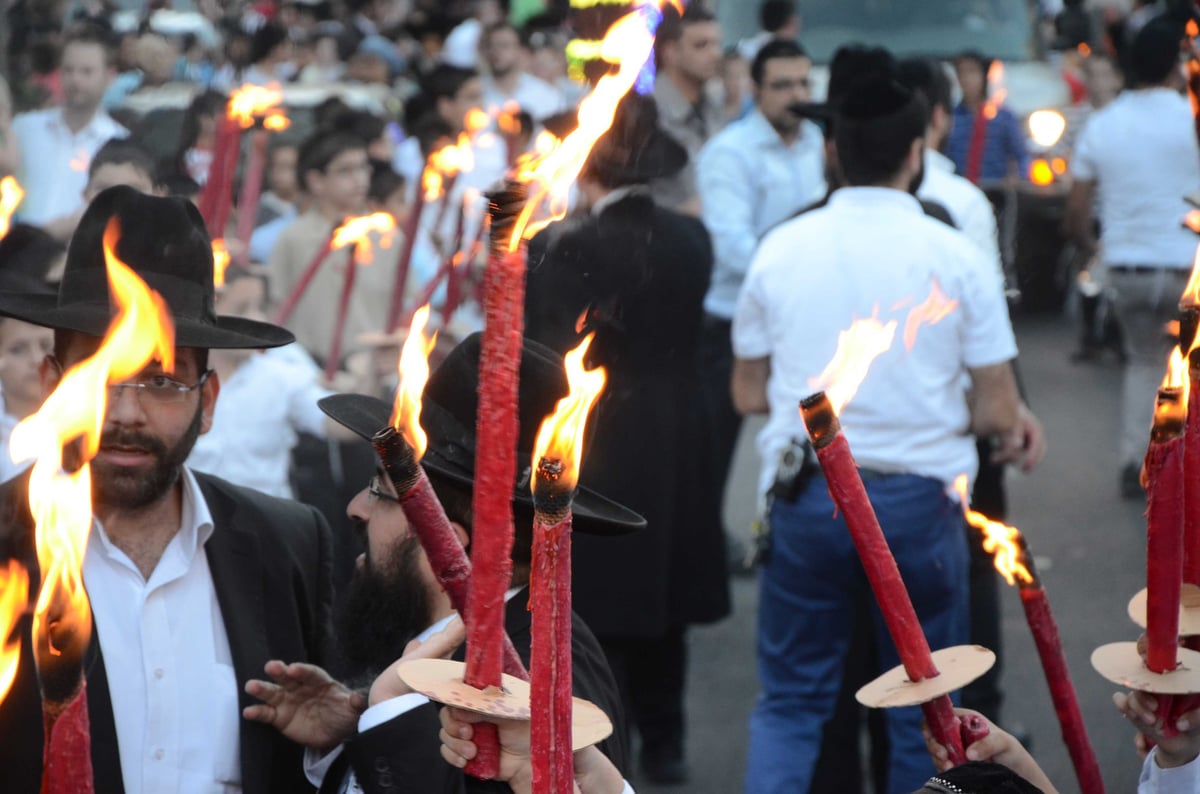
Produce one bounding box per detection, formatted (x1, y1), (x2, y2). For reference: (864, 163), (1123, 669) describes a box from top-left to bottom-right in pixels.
(371, 305), (527, 679)
(7, 218), (176, 793)
(1146, 384), (1187, 675)
(952, 477), (1104, 793)
(528, 334), (606, 794)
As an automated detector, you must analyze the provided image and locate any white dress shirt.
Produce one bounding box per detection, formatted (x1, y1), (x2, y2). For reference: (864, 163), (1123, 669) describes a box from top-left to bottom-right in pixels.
(83, 467), (241, 794)
(697, 110), (826, 319)
(0, 392), (29, 484)
(12, 108), (127, 225)
(186, 347), (331, 498)
(919, 148), (1003, 285)
(482, 72), (567, 122)
(1140, 748), (1200, 792)
(1071, 87), (1200, 269)
(733, 188), (1018, 497)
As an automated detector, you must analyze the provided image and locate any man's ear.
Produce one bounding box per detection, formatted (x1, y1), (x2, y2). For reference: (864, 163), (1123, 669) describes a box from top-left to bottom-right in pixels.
(199, 368), (221, 435)
(450, 520), (470, 550)
(38, 355), (61, 400)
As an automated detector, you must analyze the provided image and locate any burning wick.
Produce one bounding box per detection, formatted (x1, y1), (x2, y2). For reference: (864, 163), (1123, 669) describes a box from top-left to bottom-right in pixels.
(0, 176), (24, 239)
(529, 333), (606, 794)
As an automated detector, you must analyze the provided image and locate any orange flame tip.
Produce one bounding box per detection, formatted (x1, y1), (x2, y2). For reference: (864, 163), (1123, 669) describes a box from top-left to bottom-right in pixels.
(1186, 211), (1200, 236)
(953, 475), (1034, 586)
(212, 238), (231, 288)
(10, 217), (175, 670)
(903, 278), (959, 351)
(0, 559), (28, 703)
(808, 311), (897, 415)
(982, 62), (1007, 121)
(332, 213), (397, 265)
(532, 334), (607, 492)
(0, 176), (23, 238)
(1190, 19), (1199, 38)
(391, 305), (437, 458)
(506, 4), (670, 251)
(228, 84), (289, 129)
(1163, 345), (1190, 394)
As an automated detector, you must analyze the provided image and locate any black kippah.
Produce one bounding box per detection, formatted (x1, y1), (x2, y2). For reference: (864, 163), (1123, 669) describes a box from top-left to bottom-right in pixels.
(925, 761), (1046, 793)
(838, 76), (915, 121)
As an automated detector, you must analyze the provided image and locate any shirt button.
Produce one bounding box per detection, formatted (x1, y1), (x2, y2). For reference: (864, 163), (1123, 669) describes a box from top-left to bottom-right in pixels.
(154, 668), (164, 680)
(154, 749), (164, 761)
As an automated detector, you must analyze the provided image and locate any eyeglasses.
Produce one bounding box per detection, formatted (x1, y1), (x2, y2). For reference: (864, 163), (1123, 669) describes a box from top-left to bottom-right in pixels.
(367, 474), (402, 505)
(108, 370), (213, 405)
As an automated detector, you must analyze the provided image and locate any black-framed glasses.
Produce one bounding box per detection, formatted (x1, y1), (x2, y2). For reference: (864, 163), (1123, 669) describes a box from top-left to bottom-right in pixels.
(109, 370), (214, 405)
(367, 474), (402, 505)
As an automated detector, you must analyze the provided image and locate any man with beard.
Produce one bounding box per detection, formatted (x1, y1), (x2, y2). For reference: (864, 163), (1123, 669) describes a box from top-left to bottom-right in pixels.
(731, 76), (1022, 793)
(0, 186), (335, 794)
(243, 334), (636, 793)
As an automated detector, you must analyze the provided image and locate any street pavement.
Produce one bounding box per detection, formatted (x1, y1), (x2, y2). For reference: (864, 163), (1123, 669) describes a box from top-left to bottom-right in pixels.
(635, 311), (1150, 793)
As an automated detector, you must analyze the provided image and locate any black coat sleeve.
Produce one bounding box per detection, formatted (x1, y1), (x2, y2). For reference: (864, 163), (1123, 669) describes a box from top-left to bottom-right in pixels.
(344, 701), (466, 794)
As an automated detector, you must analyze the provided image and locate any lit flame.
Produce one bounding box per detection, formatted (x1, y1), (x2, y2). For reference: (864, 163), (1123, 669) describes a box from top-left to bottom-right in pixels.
(69, 149), (88, 173)
(982, 61), (1007, 121)
(1183, 243), (1200, 312)
(1077, 42), (1092, 57)
(0, 559), (28, 703)
(497, 101), (523, 136)
(808, 311), (897, 415)
(390, 305), (437, 458)
(424, 136), (477, 202)
(0, 176), (24, 238)
(1163, 346), (1191, 407)
(506, 3), (670, 251)
(531, 334), (607, 492)
(331, 213), (397, 266)
(10, 218), (175, 674)
(953, 475), (1034, 586)
(228, 83), (290, 130)
(903, 278), (959, 351)
(212, 238), (230, 288)
(1190, 20), (1199, 38)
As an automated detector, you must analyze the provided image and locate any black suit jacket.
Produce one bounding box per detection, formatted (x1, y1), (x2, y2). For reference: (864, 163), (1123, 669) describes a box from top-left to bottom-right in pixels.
(0, 470), (336, 793)
(322, 591), (628, 794)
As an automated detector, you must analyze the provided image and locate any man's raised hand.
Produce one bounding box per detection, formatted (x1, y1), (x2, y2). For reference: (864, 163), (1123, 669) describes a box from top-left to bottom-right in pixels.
(244, 660), (367, 752)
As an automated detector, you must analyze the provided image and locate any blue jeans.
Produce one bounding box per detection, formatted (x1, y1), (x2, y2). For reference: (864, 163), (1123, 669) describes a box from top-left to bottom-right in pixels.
(745, 474), (969, 794)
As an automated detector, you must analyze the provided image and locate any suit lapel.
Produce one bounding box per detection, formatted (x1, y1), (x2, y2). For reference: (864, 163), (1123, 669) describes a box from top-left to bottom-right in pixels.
(83, 638), (124, 794)
(199, 476), (272, 794)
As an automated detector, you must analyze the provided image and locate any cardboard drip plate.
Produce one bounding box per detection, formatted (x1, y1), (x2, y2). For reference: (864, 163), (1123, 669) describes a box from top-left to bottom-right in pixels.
(1092, 642), (1200, 694)
(856, 645), (996, 709)
(1127, 585), (1200, 636)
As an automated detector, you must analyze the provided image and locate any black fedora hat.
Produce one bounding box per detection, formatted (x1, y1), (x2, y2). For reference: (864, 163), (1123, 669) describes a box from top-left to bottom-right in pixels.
(567, 92), (688, 184)
(319, 334), (645, 536)
(0, 186), (294, 349)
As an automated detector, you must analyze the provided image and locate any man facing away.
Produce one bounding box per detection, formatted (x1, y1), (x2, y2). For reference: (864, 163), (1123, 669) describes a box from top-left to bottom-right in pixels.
(0, 186), (335, 793)
(696, 40), (826, 574)
(13, 23), (127, 241)
(1066, 15), (1200, 498)
(732, 77), (1021, 793)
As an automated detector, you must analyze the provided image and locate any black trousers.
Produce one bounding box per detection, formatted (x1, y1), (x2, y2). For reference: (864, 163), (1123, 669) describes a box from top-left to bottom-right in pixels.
(699, 316), (743, 530)
(600, 627), (687, 761)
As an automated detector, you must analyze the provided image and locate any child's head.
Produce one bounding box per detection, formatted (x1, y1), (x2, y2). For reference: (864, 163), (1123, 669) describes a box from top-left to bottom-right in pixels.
(266, 141), (300, 202)
(0, 318), (53, 414)
(368, 162), (407, 224)
(215, 266), (269, 323)
(297, 129), (370, 214)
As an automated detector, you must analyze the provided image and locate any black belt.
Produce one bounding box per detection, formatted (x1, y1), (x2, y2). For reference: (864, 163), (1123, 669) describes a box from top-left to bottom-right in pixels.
(1109, 265), (1182, 275)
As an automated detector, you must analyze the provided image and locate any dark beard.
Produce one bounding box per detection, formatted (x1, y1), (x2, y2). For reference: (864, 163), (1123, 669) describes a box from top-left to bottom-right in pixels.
(91, 403), (203, 511)
(336, 530), (435, 685)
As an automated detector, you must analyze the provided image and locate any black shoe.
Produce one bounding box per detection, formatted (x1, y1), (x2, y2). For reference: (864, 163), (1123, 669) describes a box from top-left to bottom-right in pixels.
(1121, 463), (1143, 500)
(641, 748), (689, 785)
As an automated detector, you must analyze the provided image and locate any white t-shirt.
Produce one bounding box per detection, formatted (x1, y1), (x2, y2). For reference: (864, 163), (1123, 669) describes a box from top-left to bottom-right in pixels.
(919, 148), (1003, 285)
(1140, 748), (1200, 792)
(12, 108), (127, 225)
(187, 346), (331, 498)
(733, 187), (1018, 497)
(482, 72), (567, 122)
(1071, 88), (1200, 269)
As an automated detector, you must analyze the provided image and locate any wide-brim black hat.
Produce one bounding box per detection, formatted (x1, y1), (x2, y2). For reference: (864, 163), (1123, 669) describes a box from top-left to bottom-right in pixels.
(319, 334), (645, 536)
(0, 185), (294, 349)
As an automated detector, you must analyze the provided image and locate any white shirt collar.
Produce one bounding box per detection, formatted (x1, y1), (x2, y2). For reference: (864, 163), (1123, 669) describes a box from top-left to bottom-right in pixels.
(90, 466), (215, 583)
(925, 148), (955, 174)
(413, 586), (523, 644)
(591, 185), (650, 215)
(827, 186), (924, 214)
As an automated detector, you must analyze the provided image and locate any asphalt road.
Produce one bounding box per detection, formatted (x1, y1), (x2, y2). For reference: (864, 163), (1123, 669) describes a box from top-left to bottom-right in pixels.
(635, 311), (1149, 794)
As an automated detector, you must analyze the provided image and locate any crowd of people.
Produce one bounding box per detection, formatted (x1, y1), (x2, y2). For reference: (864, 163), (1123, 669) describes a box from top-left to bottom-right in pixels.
(0, 0), (1196, 793)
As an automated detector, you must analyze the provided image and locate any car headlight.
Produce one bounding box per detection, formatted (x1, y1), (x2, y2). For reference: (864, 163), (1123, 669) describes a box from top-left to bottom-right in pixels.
(1028, 110), (1067, 148)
